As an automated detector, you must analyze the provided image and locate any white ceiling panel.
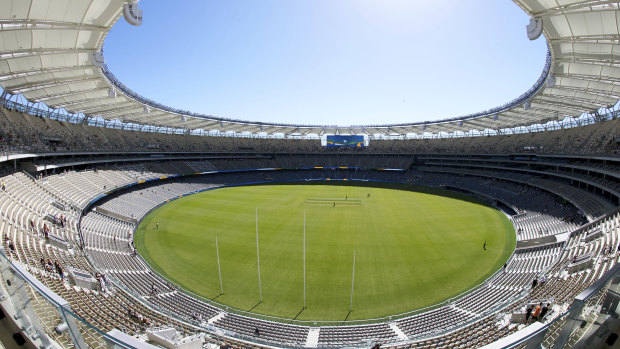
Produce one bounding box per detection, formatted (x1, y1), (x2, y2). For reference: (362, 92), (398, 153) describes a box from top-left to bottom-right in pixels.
(0, 0), (617, 136)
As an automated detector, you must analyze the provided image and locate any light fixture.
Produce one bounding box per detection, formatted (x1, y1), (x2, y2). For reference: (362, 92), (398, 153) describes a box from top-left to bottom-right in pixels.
(90, 52), (105, 68)
(526, 17), (543, 40)
(54, 322), (68, 334)
(123, 1), (143, 26)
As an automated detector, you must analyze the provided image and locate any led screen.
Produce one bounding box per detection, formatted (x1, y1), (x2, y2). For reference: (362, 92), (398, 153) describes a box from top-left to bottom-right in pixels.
(325, 135), (365, 147)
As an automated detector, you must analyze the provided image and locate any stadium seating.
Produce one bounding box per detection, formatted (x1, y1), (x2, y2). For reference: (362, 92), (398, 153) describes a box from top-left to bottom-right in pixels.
(0, 103), (618, 348)
(0, 107), (618, 157)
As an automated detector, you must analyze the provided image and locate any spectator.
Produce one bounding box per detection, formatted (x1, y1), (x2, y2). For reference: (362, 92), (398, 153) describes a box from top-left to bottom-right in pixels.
(525, 305), (533, 323)
(46, 259), (54, 273)
(539, 303), (550, 320)
(539, 275), (547, 285)
(96, 272), (106, 287)
(57, 264), (64, 280)
(532, 302), (542, 320)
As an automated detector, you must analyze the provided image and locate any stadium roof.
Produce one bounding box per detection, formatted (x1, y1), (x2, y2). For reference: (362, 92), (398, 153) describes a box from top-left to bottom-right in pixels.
(0, 0), (618, 137)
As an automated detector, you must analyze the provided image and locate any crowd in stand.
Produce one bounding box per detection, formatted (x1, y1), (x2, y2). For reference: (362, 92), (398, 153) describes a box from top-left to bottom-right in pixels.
(525, 302), (550, 323)
(128, 307), (150, 327)
(37, 257), (64, 280)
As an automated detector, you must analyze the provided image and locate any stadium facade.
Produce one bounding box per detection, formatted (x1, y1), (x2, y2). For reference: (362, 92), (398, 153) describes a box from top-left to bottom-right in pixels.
(0, 1), (618, 348)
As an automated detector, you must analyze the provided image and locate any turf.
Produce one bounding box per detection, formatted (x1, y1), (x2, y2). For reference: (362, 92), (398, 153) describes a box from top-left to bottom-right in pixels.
(134, 182), (515, 322)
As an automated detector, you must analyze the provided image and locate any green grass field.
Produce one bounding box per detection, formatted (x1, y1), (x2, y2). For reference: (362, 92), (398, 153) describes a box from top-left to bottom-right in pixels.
(134, 182), (515, 321)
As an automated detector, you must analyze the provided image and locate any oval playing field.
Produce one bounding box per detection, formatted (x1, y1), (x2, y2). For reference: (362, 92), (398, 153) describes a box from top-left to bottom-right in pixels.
(134, 183), (515, 321)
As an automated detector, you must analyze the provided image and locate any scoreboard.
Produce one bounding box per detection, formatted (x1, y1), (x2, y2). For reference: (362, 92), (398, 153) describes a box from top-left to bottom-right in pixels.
(324, 135), (366, 147)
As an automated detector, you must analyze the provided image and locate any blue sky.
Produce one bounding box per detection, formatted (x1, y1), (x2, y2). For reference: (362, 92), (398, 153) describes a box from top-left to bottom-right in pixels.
(105, 1), (547, 126)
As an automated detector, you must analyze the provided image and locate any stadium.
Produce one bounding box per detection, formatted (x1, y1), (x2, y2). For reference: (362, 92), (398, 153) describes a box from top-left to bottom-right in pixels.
(0, 0), (618, 348)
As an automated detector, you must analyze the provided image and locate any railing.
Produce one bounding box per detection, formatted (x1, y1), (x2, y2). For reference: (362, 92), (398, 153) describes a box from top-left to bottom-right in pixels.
(504, 262), (620, 349)
(3, 240), (617, 349)
(0, 247), (146, 349)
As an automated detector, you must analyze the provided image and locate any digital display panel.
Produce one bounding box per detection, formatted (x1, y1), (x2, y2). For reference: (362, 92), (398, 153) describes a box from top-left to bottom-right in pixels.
(325, 135), (365, 147)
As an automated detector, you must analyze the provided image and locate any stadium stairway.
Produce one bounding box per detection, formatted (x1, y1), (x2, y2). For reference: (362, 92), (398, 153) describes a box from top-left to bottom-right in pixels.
(305, 327), (320, 347)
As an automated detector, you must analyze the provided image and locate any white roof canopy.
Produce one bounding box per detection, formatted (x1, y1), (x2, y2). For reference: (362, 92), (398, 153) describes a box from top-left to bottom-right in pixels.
(0, 0), (618, 136)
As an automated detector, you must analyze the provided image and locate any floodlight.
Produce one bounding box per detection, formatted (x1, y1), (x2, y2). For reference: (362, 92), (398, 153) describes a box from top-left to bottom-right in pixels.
(526, 17), (543, 40)
(54, 322), (68, 334)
